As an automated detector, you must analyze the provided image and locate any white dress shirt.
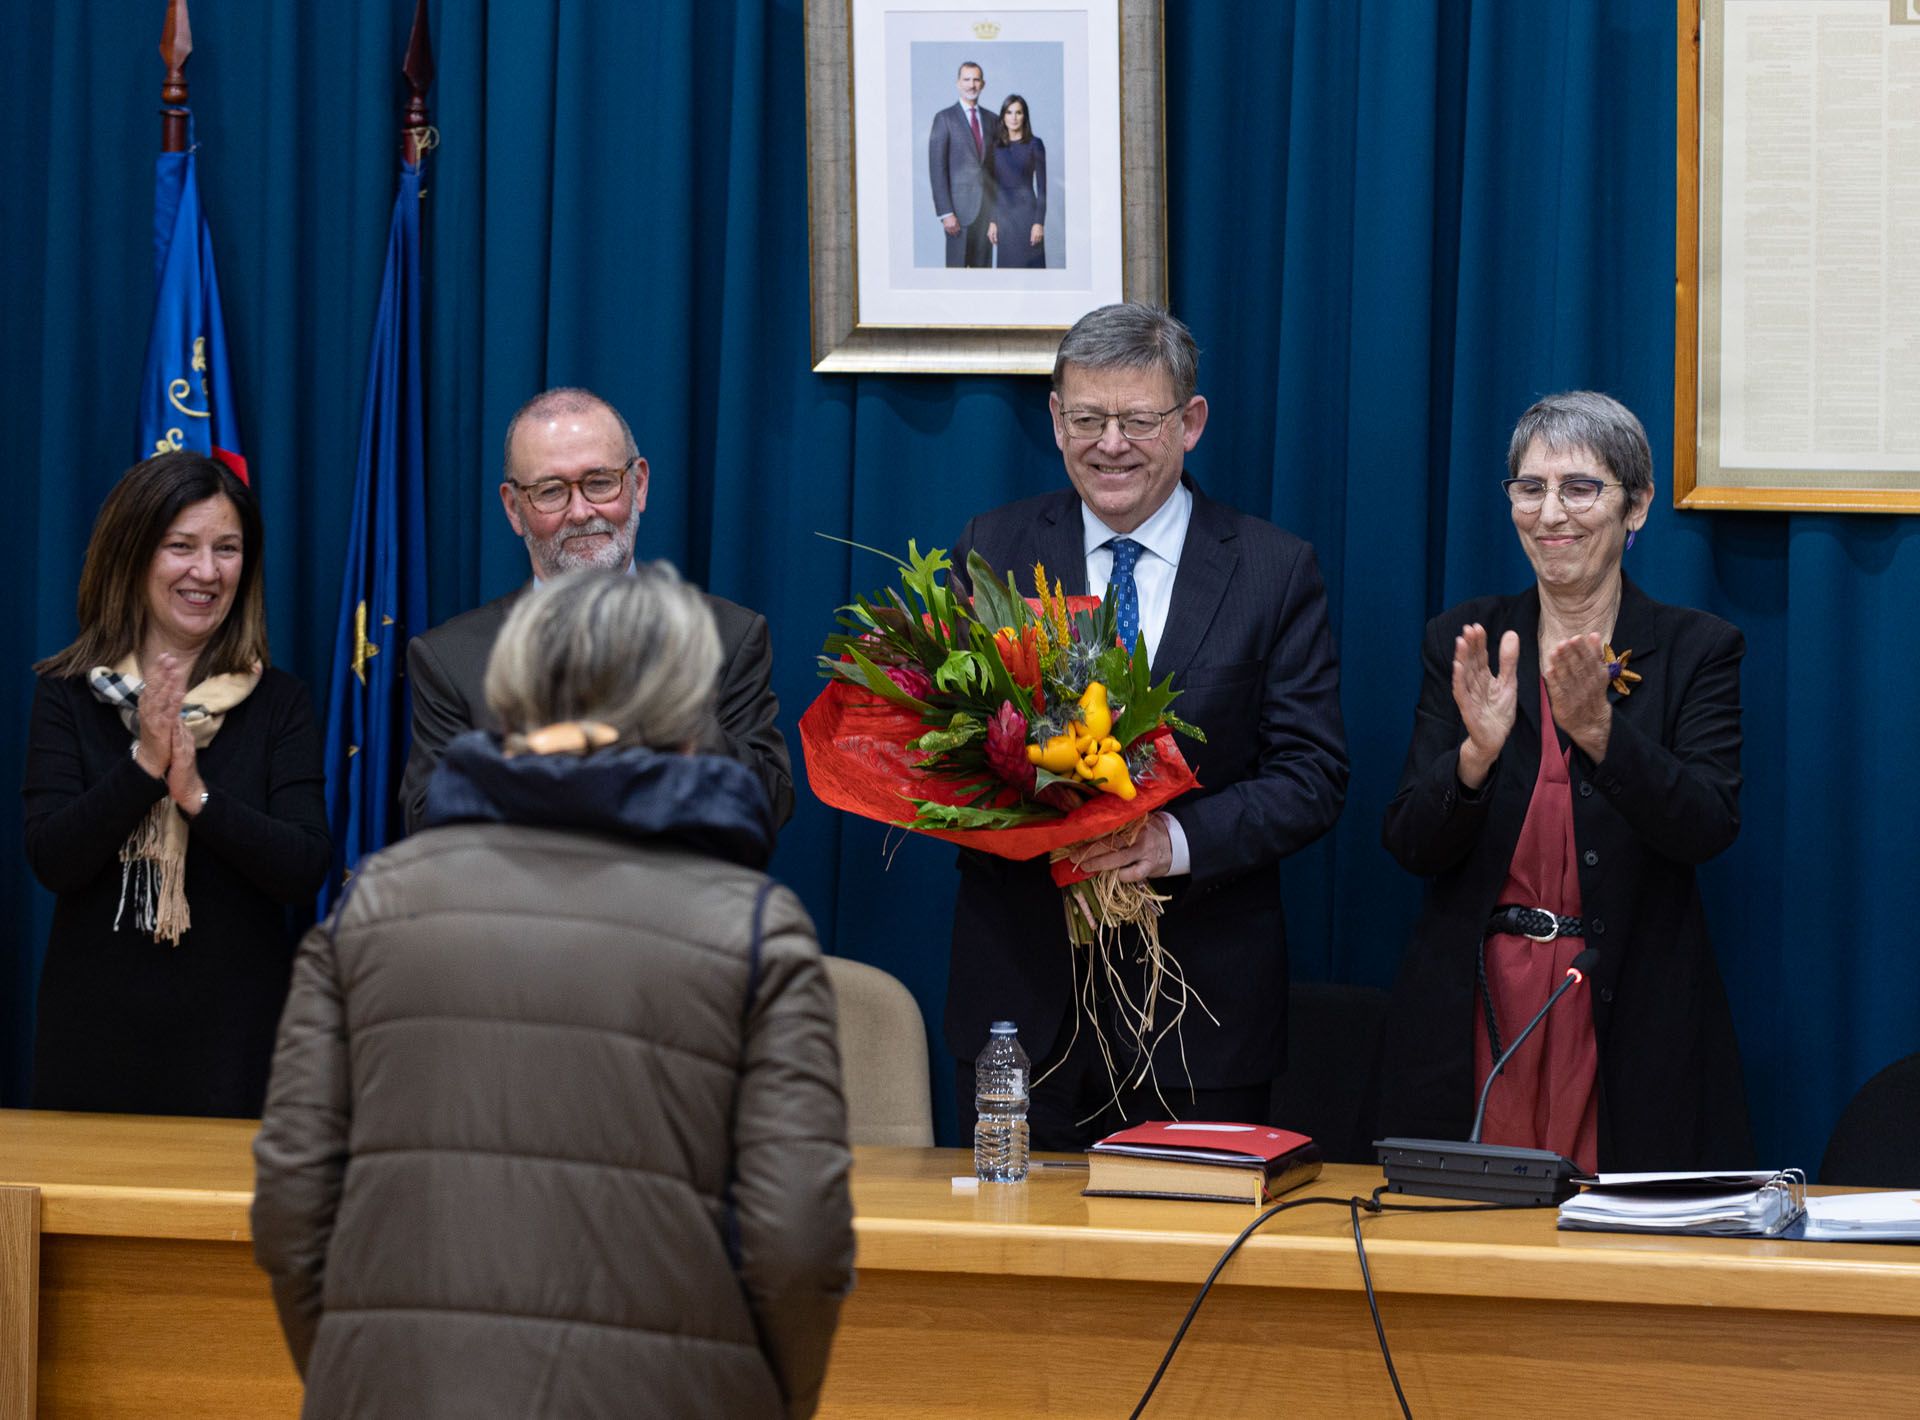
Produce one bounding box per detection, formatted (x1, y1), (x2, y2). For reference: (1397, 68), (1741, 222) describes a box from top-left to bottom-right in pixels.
(1081, 483), (1194, 875)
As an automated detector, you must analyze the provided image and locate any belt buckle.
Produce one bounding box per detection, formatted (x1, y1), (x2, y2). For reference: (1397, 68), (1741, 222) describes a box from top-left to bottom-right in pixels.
(1519, 907), (1559, 942)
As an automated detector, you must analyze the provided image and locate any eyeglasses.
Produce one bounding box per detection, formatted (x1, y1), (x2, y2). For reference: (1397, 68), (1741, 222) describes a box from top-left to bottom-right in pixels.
(1501, 476), (1621, 514)
(1058, 404), (1185, 441)
(509, 459), (635, 514)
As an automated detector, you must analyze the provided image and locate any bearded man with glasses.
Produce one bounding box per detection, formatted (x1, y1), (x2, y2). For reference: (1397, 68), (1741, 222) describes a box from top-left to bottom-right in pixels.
(944, 302), (1350, 1151)
(1378, 390), (1752, 1173)
(397, 387), (792, 833)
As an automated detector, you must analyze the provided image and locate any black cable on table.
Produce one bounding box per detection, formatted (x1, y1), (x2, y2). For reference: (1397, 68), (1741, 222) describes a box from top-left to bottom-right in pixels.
(1129, 1186), (1555, 1419)
(1125, 1194), (1356, 1420)
(1350, 1196), (1412, 1419)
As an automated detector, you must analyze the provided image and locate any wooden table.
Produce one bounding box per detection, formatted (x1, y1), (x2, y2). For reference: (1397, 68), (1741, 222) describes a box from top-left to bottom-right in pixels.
(834, 1149), (1920, 1417)
(4, 1113), (1919, 1418)
(0, 1112), (296, 1419)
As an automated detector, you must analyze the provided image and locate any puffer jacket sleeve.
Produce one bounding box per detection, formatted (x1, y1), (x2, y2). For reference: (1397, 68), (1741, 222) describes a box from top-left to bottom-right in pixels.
(251, 916), (354, 1375)
(730, 885), (856, 1419)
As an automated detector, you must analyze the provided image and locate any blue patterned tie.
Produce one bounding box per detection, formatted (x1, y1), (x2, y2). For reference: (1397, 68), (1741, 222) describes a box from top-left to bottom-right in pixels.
(1108, 537), (1142, 653)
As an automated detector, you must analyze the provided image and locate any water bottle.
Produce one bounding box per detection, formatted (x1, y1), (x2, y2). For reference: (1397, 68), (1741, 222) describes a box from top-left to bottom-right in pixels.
(973, 1021), (1030, 1182)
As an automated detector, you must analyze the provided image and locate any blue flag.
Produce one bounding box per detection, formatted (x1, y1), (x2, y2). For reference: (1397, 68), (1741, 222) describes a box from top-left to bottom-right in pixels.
(138, 112), (243, 468)
(319, 157), (430, 912)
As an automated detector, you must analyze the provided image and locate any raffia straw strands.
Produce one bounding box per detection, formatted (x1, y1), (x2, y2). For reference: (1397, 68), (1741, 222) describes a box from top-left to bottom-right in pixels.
(1037, 822), (1220, 1122)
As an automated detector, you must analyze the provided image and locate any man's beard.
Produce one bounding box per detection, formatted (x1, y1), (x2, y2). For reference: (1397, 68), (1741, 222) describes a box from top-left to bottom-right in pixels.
(525, 494), (642, 576)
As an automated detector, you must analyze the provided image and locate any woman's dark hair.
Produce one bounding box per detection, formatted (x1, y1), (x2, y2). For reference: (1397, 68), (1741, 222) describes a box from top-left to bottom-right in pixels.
(993, 94), (1036, 147)
(36, 451), (270, 681)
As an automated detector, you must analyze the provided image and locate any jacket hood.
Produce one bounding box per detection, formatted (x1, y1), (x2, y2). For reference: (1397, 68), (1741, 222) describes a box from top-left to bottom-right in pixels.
(422, 731), (774, 870)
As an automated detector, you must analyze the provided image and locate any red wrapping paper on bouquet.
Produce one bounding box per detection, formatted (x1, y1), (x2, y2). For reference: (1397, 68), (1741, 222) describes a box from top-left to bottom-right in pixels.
(798, 680), (1199, 883)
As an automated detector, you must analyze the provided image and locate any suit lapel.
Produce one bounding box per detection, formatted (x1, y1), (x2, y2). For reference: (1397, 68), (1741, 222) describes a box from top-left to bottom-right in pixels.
(1152, 479), (1237, 682)
(1513, 586), (1544, 752)
(1605, 573), (1661, 717)
(1035, 492), (1088, 598)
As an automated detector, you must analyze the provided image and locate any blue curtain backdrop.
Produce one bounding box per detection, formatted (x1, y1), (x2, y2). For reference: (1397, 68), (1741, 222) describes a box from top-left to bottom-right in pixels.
(5, 1), (1916, 1166)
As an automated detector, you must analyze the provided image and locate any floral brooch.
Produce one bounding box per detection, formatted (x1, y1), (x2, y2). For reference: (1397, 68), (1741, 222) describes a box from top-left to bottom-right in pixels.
(1603, 643), (1641, 696)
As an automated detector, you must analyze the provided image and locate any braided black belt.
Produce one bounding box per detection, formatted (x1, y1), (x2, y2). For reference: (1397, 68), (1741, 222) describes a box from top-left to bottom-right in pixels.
(1487, 904), (1584, 942)
(1477, 904), (1587, 1055)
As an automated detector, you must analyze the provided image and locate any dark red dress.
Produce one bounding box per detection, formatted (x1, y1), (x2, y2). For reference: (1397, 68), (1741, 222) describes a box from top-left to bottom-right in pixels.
(1471, 679), (1599, 1173)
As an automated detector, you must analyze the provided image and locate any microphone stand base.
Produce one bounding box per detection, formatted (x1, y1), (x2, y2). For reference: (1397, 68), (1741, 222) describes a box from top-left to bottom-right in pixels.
(1374, 1137), (1585, 1206)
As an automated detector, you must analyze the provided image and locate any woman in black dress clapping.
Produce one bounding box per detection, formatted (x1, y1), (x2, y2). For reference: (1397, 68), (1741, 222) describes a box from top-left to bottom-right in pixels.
(25, 452), (329, 1116)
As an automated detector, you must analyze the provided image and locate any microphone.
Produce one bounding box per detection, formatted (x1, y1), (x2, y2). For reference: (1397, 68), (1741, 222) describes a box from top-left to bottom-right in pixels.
(1469, 946), (1601, 1143)
(1375, 946), (1601, 1206)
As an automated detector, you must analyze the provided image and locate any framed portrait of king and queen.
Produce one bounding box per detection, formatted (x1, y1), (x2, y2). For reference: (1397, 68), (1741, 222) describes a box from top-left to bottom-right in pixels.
(806, 0), (1167, 373)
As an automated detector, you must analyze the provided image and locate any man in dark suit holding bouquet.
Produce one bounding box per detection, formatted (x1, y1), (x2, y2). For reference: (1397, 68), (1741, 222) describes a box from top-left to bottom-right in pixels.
(950, 303), (1349, 1150)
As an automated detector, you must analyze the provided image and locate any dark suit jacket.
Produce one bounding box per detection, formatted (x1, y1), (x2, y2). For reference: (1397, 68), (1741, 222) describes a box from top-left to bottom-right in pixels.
(399, 581), (793, 834)
(929, 101), (998, 225)
(1376, 576), (1753, 1169)
(947, 476), (1349, 1087)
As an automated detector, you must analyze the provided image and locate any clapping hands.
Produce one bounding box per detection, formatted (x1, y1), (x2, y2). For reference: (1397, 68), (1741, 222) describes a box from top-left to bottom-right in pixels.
(1542, 632), (1612, 761)
(167, 716), (208, 816)
(134, 654), (208, 815)
(1450, 625), (1615, 788)
(1451, 624), (1518, 790)
(133, 653), (185, 779)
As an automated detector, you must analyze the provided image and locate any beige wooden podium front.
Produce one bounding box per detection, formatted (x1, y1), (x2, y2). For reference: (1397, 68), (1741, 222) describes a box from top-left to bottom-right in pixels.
(4, 1112), (1920, 1418)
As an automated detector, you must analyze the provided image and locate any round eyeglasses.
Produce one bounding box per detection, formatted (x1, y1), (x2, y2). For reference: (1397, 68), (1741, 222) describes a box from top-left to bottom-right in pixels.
(1501, 476), (1620, 514)
(510, 459), (635, 514)
(1058, 404), (1185, 441)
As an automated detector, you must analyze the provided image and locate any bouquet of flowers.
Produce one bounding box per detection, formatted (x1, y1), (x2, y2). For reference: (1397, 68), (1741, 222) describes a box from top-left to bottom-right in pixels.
(799, 541), (1213, 1107)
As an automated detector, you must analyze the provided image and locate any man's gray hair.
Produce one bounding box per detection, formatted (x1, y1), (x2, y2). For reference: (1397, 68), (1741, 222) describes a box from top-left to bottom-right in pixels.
(1507, 390), (1654, 501)
(484, 566), (720, 751)
(501, 387), (639, 482)
(1051, 303), (1200, 404)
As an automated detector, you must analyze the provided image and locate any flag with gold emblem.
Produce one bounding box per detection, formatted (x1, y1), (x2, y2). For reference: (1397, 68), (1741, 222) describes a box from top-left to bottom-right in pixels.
(138, 109), (244, 472)
(318, 136), (430, 913)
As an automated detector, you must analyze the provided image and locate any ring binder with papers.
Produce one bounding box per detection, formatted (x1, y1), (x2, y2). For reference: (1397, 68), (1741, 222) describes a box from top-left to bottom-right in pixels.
(1557, 1169), (1808, 1237)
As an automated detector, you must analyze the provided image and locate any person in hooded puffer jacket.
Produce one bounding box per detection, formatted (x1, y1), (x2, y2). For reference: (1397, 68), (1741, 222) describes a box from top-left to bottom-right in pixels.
(252, 566), (854, 1419)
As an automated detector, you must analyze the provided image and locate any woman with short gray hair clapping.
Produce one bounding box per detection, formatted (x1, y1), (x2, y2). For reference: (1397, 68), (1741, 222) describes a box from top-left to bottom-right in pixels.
(1378, 392), (1751, 1173)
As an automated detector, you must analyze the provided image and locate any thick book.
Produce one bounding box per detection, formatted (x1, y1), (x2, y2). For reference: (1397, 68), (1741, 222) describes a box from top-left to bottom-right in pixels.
(1084, 1121), (1323, 1204)
(1557, 1169), (1807, 1238)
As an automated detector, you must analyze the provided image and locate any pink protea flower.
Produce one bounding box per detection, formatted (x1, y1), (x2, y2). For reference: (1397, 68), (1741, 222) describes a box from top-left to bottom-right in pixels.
(984, 700), (1037, 795)
(885, 663), (934, 700)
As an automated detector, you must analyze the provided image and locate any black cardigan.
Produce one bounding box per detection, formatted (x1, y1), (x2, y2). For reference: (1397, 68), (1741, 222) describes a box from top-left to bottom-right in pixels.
(1375, 576), (1754, 1170)
(23, 668), (331, 1116)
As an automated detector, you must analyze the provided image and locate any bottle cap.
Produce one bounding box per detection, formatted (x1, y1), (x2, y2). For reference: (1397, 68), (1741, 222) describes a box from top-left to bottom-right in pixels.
(989, 1020), (1016, 1034)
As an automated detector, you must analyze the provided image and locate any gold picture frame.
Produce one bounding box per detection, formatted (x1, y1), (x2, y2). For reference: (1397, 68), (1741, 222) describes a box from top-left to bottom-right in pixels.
(1676, 0), (1920, 512)
(805, 0), (1167, 374)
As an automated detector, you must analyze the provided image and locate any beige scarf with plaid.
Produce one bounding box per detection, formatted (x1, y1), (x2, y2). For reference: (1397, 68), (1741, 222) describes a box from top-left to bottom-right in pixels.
(87, 654), (261, 945)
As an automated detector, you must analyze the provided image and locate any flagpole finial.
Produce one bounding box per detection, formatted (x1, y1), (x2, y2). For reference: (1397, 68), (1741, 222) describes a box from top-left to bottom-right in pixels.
(402, 0), (435, 166)
(159, 0), (194, 153)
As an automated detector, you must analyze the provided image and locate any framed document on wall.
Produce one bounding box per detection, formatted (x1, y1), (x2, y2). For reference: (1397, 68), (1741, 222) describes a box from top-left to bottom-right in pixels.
(1677, 0), (1920, 512)
(804, 0), (1167, 374)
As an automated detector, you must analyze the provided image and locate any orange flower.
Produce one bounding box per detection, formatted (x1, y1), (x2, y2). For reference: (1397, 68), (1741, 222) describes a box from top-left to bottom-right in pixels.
(994, 625), (1045, 709)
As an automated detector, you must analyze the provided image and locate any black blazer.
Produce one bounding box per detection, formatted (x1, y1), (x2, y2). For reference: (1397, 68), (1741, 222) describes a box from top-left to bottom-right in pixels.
(399, 581), (794, 834)
(947, 476), (1349, 1086)
(1377, 576), (1753, 1169)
